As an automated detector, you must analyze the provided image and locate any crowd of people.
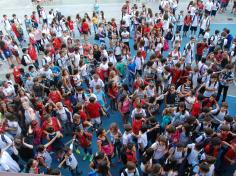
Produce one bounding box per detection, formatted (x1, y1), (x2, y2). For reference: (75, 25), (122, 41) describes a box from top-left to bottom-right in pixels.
(0, 0), (236, 175)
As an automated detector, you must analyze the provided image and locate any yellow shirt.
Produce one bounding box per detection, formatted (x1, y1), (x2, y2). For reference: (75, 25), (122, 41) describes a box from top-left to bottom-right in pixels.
(92, 17), (98, 24)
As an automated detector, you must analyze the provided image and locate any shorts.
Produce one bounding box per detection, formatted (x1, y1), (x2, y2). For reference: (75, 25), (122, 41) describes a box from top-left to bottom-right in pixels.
(221, 2), (226, 8)
(82, 31), (88, 35)
(211, 10), (217, 16)
(91, 117), (101, 125)
(183, 25), (190, 32)
(199, 28), (205, 36)
(190, 26), (197, 31)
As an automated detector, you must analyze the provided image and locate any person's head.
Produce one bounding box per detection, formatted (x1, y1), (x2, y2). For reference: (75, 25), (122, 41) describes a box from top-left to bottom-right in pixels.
(56, 102), (63, 110)
(198, 162), (210, 174)
(150, 163), (162, 175)
(126, 161), (137, 173)
(89, 96), (96, 103)
(27, 159), (38, 169)
(220, 124), (230, 135)
(109, 123), (118, 134)
(176, 142), (185, 151)
(72, 113), (81, 124)
(96, 127), (106, 137)
(124, 124), (132, 133)
(211, 137), (221, 149)
(177, 102), (186, 112)
(205, 127), (214, 137)
(220, 102), (228, 112)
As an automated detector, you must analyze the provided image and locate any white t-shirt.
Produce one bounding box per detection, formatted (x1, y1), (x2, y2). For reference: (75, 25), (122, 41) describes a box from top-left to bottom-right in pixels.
(203, 81), (218, 97)
(151, 142), (167, 160)
(205, 1), (213, 11)
(90, 79), (105, 92)
(66, 153), (78, 170)
(187, 143), (205, 166)
(122, 132), (132, 145)
(3, 19), (11, 31)
(200, 17), (210, 30)
(131, 108), (146, 119)
(123, 14), (132, 27)
(57, 107), (69, 122)
(0, 151), (20, 172)
(138, 132), (148, 149)
(3, 85), (15, 98)
(73, 53), (80, 68)
(7, 121), (22, 136)
(133, 56), (143, 70)
(99, 62), (108, 71)
(121, 31), (130, 43)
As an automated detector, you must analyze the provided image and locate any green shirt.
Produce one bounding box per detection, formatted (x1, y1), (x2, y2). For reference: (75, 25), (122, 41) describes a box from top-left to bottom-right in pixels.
(116, 62), (126, 76)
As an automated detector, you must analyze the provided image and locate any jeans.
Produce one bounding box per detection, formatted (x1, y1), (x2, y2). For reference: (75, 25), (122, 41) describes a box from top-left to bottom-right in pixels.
(83, 146), (92, 155)
(70, 166), (80, 176)
(216, 83), (229, 102)
(176, 25), (182, 32)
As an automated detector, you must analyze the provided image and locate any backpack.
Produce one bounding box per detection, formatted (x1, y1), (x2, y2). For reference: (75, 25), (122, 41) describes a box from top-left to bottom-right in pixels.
(21, 55), (27, 66)
(165, 31), (173, 40)
(216, 37), (225, 49)
(208, 35), (215, 45)
(122, 168), (137, 176)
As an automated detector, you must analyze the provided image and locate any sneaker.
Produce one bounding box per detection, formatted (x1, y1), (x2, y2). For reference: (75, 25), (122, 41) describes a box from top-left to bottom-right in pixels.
(76, 149), (80, 155)
(83, 155), (87, 160)
(89, 154), (94, 162)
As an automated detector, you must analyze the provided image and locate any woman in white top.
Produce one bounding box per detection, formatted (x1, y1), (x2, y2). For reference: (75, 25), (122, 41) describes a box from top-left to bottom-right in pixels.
(0, 149), (20, 172)
(203, 76), (218, 98)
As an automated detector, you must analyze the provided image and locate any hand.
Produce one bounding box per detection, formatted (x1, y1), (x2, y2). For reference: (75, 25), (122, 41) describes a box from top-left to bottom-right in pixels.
(230, 160), (235, 165)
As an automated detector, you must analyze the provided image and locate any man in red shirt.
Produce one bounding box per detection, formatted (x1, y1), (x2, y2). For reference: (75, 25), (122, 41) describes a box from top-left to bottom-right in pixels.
(28, 43), (39, 69)
(170, 63), (181, 84)
(196, 39), (208, 63)
(85, 97), (105, 129)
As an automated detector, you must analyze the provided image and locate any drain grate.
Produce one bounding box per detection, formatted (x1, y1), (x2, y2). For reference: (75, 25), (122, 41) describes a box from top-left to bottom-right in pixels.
(227, 18), (233, 21)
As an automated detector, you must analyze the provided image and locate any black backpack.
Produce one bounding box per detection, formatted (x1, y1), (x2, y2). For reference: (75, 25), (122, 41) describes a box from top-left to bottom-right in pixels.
(21, 55), (27, 66)
(121, 168), (137, 176)
(216, 37), (224, 49)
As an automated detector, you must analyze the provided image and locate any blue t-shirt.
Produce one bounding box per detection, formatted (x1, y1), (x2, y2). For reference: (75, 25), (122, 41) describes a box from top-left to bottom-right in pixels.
(94, 90), (105, 107)
(128, 62), (136, 73)
(50, 66), (61, 81)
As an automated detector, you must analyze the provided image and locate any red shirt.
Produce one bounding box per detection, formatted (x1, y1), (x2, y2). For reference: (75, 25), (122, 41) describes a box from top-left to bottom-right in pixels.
(196, 42), (207, 56)
(108, 85), (118, 98)
(132, 119), (143, 135)
(82, 22), (89, 32)
(203, 98), (216, 108)
(48, 91), (62, 103)
(170, 68), (181, 84)
(78, 110), (88, 121)
(42, 117), (61, 133)
(67, 20), (74, 31)
(76, 132), (92, 148)
(28, 46), (38, 61)
(52, 37), (61, 50)
(184, 15), (192, 26)
(204, 144), (219, 157)
(86, 102), (101, 118)
(11, 24), (20, 38)
(64, 98), (73, 112)
(13, 66), (21, 84)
